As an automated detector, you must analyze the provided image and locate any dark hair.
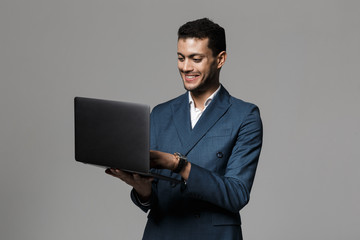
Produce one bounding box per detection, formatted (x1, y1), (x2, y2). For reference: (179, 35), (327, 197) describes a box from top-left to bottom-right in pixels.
(178, 18), (226, 56)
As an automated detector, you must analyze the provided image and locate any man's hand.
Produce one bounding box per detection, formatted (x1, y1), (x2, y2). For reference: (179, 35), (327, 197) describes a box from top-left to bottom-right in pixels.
(150, 150), (191, 180)
(105, 168), (153, 202)
(150, 150), (178, 170)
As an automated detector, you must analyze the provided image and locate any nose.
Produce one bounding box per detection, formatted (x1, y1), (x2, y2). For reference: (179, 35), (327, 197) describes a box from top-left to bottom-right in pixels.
(179, 59), (193, 73)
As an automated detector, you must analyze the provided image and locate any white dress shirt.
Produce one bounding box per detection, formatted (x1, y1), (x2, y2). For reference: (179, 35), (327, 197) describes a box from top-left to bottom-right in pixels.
(188, 85), (221, 129)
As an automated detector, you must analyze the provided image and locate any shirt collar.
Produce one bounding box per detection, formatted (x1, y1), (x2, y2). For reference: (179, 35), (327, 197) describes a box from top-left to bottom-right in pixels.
(188, 85), (221, 109)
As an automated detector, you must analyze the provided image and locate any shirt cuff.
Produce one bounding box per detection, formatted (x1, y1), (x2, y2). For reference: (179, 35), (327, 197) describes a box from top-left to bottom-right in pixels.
(131, 189), (152, 207)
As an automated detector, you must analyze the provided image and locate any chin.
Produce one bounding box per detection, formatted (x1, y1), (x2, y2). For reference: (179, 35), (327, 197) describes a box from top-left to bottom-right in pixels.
(183, 80), (201, 91)
(183, 83), (199, 92)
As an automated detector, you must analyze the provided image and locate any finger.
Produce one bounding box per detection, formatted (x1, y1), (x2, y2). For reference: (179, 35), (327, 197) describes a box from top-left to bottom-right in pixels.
(105, 168), (118, 178)
(150, 150), (161, 159)
(105, 168), (130, 181)
(112, 169), (130, 180)
(133, 174), (154, 183)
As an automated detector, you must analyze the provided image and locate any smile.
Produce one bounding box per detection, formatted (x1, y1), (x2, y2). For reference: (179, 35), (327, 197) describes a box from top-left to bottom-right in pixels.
(184, 74), (200, 81)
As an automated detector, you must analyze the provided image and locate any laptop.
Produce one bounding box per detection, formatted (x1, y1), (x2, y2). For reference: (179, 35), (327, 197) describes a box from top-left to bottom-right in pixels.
(74, 97), (180, 183)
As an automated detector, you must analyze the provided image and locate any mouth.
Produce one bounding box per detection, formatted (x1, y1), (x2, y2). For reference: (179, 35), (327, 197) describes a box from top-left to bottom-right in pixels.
(184, 74), (200, 82)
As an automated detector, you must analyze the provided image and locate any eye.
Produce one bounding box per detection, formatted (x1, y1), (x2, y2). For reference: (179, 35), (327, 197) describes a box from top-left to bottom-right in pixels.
(193, 58), (202, 63)
(178, 57), (184, 62)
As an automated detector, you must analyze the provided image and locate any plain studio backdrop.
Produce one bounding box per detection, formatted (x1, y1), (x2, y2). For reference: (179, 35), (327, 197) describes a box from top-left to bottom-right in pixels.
(1, 0), (359, 239)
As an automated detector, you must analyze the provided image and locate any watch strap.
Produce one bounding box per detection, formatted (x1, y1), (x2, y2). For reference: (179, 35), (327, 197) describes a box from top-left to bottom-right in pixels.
(172, 152), (188, 173)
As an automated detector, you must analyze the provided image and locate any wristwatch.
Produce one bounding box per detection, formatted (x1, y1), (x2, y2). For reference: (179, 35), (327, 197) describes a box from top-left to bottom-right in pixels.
(172, 152), (188, 173)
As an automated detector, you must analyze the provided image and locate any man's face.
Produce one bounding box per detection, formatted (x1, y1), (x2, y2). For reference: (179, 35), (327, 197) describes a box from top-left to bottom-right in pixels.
(177, 38), (220, 93)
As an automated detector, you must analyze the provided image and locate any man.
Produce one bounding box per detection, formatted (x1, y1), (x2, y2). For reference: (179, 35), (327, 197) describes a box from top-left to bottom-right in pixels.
(106, 18), (263, 240)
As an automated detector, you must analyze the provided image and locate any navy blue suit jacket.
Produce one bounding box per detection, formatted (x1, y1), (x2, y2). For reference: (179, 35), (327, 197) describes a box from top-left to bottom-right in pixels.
(131, 86), (263, 240)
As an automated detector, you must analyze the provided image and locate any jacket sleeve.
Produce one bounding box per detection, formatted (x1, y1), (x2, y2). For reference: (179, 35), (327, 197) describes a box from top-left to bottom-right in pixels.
(130, 187), (158, 213)
(182, 106), (263, 213)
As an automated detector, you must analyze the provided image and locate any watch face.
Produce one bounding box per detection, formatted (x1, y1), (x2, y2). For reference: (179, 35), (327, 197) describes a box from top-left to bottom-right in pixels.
(176, 152), (186, 160)
(173, 153), (187, 173)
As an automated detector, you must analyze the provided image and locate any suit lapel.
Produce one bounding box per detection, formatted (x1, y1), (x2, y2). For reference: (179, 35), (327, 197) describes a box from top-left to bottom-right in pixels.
(171, 86), (232, 155)
(170, 93), (192, 147)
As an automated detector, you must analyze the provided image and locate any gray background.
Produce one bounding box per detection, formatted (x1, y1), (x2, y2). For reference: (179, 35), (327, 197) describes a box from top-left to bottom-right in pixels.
(1, 0), (359, 239)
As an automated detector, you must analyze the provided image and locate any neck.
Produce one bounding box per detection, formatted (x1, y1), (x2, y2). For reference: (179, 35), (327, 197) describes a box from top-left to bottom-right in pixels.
(190, 83), (220, 111)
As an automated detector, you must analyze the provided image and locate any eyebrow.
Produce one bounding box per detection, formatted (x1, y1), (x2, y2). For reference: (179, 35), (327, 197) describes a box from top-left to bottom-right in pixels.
(177, 52), (205, 58)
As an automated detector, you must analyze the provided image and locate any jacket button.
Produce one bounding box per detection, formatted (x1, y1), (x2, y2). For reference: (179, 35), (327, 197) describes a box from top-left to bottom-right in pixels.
(217, 152), (223, 158)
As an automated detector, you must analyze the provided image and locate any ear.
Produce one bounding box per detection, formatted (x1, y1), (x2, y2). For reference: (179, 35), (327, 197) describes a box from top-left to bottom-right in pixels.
(216, 51), (227, 69)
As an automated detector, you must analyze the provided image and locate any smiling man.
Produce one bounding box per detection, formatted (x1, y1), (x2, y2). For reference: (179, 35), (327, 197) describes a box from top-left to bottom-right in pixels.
(177, 37), (225, 102)
(106, 18), (263, 240)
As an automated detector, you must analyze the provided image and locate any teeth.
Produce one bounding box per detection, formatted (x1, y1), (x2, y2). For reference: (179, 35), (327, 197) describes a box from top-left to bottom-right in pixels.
(186, 75), (196, 79)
